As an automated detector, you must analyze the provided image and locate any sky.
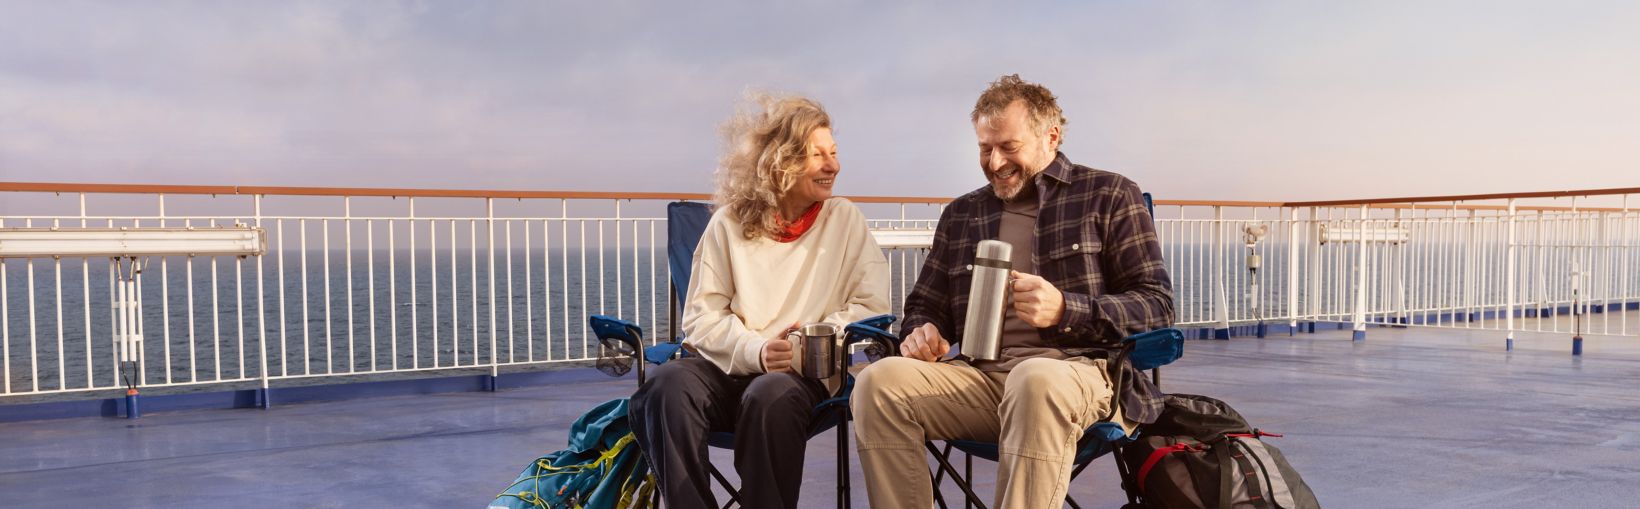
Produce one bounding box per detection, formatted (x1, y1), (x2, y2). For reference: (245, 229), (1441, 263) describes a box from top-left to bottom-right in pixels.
(1, 0), (1637, 206)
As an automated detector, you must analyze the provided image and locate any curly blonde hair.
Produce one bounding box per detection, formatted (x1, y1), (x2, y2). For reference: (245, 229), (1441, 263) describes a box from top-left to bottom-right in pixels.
(971, 74), (1067, 147)
(714, 93), (833, 240)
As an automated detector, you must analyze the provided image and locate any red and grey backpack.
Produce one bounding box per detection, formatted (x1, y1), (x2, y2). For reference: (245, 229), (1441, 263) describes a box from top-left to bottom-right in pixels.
(1120, 393), (1321, 509)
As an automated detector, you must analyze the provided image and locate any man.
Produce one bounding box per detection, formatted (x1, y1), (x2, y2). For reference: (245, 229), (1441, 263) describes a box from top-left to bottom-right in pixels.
(851, 74), (1174, 508)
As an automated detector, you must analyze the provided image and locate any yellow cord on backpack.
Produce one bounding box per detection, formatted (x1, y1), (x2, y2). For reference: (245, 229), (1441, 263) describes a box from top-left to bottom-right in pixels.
(495, 433), (649, 509)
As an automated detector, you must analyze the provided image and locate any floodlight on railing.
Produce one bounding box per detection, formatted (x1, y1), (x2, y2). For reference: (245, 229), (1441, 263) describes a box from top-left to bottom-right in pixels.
(0, 226), (263, 418)
(870, 228), (936, 249)
(1318, 224), (1409, 244)
(0, 227), (265, 258)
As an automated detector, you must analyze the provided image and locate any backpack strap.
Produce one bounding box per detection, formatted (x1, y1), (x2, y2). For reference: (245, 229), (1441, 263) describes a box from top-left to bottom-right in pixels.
(1233, 433), (1298, 509)
(1134, 441), (1201, 489)
(1225, 438), (1275, 509)
(1215, 443), (1235, 509)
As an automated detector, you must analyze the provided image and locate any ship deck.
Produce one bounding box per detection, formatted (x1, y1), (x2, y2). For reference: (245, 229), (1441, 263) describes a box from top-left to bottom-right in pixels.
(3, 321), (1640, 508)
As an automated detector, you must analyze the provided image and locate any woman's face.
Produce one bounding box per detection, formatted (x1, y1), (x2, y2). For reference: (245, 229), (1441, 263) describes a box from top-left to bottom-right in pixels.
(784, 127), (839, 208)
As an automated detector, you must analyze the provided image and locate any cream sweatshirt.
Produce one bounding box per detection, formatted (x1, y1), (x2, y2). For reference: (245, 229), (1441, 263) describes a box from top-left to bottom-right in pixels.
(681, 197), (890, 392)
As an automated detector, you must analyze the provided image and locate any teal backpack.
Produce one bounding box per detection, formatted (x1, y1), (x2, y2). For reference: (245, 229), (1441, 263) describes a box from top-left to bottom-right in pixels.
(489, 398), (656, 509)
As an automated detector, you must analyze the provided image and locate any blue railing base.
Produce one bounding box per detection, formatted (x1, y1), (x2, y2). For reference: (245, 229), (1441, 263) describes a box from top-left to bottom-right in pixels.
(1, 368), (619, 424)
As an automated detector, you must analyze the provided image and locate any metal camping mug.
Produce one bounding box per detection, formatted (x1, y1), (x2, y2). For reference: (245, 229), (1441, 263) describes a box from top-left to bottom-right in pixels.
(786, 322), (839, 379)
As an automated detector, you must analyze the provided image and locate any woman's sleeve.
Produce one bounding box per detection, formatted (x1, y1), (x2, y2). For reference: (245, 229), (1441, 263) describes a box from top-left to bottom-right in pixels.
(680, 220), (769, 375)
(823, 204), (892, 328)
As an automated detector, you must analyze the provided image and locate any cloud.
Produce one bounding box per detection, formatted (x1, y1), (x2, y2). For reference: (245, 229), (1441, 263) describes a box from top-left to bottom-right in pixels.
(1, 0), (1637, 207)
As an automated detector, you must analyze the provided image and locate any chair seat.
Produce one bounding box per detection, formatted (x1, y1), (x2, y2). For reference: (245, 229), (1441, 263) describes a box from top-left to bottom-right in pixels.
(946, 421), (1131, 465)
(705, 395), (852, 450)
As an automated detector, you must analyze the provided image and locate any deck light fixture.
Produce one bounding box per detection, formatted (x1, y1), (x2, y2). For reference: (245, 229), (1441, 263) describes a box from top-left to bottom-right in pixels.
(0, 225), (264, 419)
(0, 226), (265, 258)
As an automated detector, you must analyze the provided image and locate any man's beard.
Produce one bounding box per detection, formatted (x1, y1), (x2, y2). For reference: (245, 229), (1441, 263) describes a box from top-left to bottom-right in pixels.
(989, 165), (1035, 201)
(992, 179), (1024, 201)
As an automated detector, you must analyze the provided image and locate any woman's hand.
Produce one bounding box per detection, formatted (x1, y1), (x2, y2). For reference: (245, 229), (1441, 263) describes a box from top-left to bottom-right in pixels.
(901, 323), (950, 362)
(761, 322), (800, 373)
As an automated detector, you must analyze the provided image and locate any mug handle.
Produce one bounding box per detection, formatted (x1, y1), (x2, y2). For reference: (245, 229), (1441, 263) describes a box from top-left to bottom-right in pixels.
(783, 328), (804, 374)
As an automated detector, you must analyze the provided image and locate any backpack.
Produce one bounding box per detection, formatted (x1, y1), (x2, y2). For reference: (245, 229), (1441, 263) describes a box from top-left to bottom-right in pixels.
(489, 398), (656, 509)
(1121, 394), (1320, 509)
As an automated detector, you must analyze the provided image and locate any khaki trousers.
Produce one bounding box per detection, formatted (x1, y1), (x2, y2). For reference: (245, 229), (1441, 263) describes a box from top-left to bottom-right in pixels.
(851, 356), (1114, 509)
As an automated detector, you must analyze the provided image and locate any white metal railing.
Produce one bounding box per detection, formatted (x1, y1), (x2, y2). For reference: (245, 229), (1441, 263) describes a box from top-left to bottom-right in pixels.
(1, 184), (1636, 400)
(1155, 199), (1639, 343)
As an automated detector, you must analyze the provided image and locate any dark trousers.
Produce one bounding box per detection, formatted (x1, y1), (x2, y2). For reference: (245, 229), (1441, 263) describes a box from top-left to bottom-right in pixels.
(629, 356), (827, 509)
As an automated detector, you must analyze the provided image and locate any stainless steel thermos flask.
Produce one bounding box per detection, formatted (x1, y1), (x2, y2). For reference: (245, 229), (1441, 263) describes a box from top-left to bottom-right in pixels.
(961, 240), (1011, 361)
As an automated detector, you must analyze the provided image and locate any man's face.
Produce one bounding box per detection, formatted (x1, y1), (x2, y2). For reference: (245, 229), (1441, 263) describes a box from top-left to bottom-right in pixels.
(974, 101), (1060, 201)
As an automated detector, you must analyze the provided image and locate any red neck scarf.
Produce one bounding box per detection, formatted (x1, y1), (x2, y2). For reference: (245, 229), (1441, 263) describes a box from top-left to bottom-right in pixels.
(775, 202), (823, 243)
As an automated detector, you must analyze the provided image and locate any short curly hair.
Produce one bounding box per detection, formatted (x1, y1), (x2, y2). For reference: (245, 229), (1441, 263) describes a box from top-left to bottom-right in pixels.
(714, 93), (833, 240)
(971, 74), (1066, 145)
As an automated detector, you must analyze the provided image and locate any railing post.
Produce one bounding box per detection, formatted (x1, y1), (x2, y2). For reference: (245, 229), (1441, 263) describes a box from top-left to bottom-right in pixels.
(1622, 195), (1631, 337)
(1287, 207), (1299, 335)
(1535, 209), (1548, 320)
(486, 198), (499, 392)
(344, 196), (354, 372)
(116, 258), (137, 418)
(1476, 206), (1489, 321)
(1352, 204), (1369, 341)
(1213, 206), (1231, 339)
(1506, 199), (1517, 351)
(256, 195), (271, 408)
(1307, 207), (1321, 333)
(1597, 205), (1611, 318)
(1571, 196), (1583, 355)
(1395, 207), (1408, 327)
(1251, 208), (1264, 338)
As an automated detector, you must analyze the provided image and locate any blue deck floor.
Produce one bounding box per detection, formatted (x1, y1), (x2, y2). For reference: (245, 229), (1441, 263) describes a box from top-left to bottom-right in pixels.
(3, 322), (1640, 508)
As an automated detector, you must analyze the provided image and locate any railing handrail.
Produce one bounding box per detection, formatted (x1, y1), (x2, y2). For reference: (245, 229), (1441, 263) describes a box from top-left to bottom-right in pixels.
(0, 181), (1633, 210)
(0, 181), (953, 204)
(1283, 187), (1640, 207)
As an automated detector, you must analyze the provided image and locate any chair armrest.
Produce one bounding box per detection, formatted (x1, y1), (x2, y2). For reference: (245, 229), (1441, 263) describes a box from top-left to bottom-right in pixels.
(852, 313), (896, 331)
(1121, 328), (1184, 371)
(845, 315), (899, 360)
(588, 315), (644, 354)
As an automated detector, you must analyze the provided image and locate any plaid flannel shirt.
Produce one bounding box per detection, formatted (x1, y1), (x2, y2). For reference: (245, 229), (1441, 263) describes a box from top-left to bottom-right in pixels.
(901, 152), (1175, 425)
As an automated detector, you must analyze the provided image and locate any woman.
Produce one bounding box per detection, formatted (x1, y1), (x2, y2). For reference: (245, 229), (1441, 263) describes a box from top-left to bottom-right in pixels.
(628, 94), (890, 509)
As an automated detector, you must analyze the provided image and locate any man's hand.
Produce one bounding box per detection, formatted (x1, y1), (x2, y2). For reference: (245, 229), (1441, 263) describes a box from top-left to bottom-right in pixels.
(1010, 270), (1065, 328)
(761, 322), (800, 373)
(901, 322), (950, 362)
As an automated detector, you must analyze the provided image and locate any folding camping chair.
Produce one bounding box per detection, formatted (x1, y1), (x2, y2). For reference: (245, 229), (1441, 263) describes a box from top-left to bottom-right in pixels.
(925, 192), (1182, 509)
(926, 328), (1183, 509)
(590, 201), (897, 509)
